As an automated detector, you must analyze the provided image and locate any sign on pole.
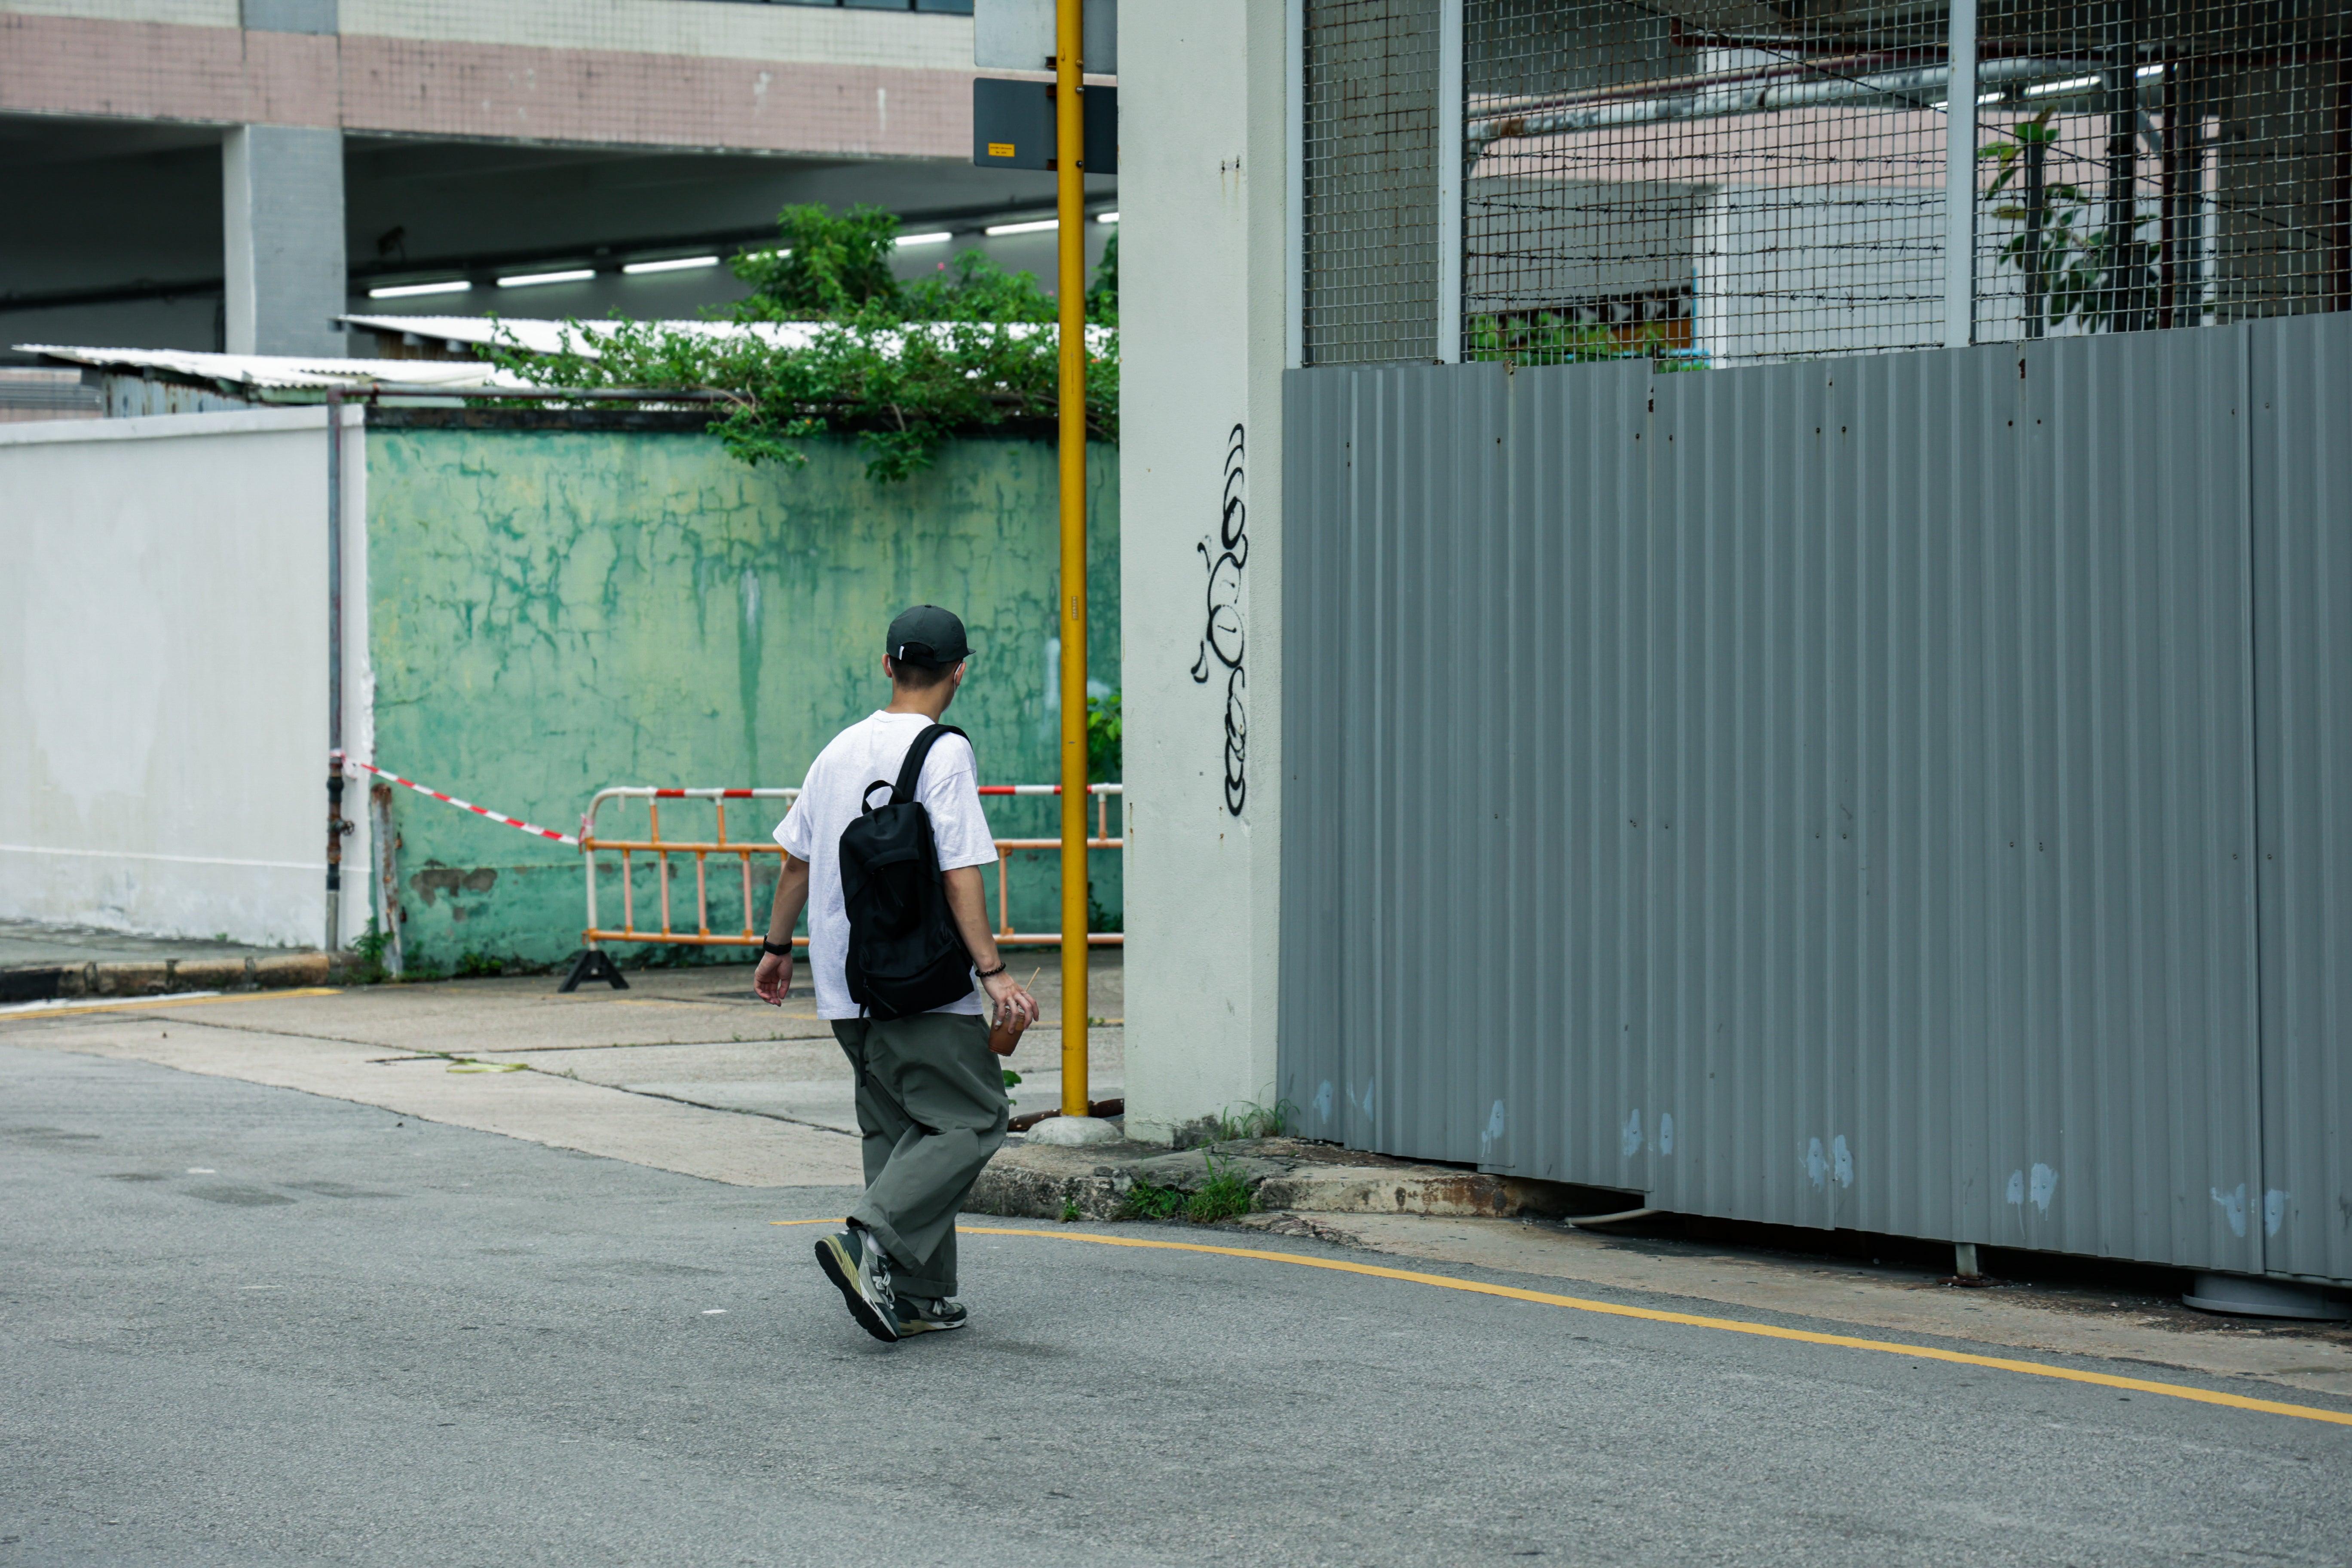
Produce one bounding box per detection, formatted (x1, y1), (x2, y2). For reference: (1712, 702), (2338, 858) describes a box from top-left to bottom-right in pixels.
(971, 80), (1117, 174)
(974, 0), (1117, 74)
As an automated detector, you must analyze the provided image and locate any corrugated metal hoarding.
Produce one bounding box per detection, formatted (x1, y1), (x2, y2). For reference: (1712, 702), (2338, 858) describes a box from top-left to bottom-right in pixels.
(2251, 323), (2352, 1287)
(1280, 317), (2350, 1285)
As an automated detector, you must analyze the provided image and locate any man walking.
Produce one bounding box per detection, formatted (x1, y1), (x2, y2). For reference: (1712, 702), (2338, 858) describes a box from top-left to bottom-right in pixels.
(753, 606), (1039, 1343)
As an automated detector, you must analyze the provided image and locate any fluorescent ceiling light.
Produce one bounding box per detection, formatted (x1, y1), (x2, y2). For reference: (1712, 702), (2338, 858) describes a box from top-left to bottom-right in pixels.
(2025, 75), (2100, 95)
(622, 254), (721, 274)
(497, 268), (596, 288)
(895, 231), (954, 248)
(1096, 211), (1119, 224)
(984, 218), (1059, 236)
(2137, 63), (2165, 76)
(368, 279), (472, 299)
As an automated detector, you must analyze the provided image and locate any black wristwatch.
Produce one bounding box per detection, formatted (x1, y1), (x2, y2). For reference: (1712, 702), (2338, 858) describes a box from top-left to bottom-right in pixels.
(760, 940), (794, 958)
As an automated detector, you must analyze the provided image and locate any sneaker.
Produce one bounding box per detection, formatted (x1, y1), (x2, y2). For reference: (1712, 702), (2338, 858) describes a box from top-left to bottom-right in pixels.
(815, 1226), (899, 1343)
(895, 1295), (969, 1336)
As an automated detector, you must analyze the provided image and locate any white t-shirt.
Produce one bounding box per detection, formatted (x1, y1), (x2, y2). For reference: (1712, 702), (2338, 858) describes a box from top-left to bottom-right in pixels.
(774, 711), (998, 1020)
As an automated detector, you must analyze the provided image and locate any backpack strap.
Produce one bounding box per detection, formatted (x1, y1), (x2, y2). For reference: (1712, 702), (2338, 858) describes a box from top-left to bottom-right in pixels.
(889, 723), (968, 806)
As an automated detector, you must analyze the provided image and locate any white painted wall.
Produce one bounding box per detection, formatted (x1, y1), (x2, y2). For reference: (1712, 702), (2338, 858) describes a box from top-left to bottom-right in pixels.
(0, 405), (370, 948)
(1692, 182), (1946, 366)
(1119, 0), (1290, 1143)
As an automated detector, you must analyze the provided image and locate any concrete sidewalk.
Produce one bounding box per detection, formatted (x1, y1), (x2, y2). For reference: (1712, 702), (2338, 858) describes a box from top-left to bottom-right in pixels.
(471, 948), (1124, 1133)
(0, 954), (1123, 1181)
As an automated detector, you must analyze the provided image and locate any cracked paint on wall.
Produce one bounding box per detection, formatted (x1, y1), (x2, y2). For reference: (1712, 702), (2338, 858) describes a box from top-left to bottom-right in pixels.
(365, 427), (1121, 968)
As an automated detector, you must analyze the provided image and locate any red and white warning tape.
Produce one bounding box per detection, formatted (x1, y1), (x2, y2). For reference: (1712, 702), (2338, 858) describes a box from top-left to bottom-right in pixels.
(975, 784), (1121, 796)
(339, 760), (1124, 848)
(342, 758), (579, 847)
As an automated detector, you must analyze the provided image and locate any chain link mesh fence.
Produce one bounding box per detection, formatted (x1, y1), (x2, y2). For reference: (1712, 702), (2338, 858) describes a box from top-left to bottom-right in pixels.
(1302, 0), (1443, 364)
(1974, 0), (2351, 342)
(1301, 0), (2350, 368)
(1467, 0), (1952, 367)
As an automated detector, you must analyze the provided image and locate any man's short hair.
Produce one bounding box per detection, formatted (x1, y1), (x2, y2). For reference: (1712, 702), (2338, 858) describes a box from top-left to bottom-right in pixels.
(887, 655), (953, 691)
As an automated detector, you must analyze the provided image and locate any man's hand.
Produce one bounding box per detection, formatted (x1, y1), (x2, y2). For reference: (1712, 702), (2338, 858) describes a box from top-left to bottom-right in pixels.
(754, 856), (811, 1007)
(753, 950), (794, 1006)
(944, 866), (1037, 1040)
(982, 969), (1038, 1032)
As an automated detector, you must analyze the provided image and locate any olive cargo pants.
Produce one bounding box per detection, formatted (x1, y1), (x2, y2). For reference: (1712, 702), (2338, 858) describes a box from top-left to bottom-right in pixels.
(832, 1011), (1009, 1301)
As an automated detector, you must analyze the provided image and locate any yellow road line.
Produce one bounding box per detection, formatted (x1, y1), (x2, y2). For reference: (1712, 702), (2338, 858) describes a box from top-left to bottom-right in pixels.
(962, 1225), (2352, 1430)
(771, 1217), (848, 1227)
(0, 987), (341, 1019)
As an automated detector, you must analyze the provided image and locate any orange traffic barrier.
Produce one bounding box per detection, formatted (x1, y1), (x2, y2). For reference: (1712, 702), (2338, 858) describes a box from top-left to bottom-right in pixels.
(562, 784), (1123, 991)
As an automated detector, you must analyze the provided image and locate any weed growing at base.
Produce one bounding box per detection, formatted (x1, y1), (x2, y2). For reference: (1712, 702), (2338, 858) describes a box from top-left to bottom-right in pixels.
(1116, 1175), (1185, 1222)
(1184, 1157), (1256, 1224)
(1214, 1099), (1298, 1143)
(349, 919), (393, 985)
(1114, 1155), (1256, 1225)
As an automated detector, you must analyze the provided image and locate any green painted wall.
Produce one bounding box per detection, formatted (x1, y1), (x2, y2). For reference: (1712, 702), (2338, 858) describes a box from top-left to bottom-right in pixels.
(364, 425), (1120, 972)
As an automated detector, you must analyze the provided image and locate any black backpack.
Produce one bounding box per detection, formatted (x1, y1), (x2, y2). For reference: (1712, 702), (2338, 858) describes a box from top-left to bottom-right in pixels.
(839, 723), (976, 1020)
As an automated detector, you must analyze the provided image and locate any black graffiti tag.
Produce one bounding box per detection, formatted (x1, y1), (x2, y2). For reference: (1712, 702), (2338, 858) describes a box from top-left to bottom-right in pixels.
(1191, 423), (1248, 817)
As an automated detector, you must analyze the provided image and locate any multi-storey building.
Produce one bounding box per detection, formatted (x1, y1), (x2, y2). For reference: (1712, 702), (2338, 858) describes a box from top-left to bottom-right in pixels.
(0, 0), (1114, 362)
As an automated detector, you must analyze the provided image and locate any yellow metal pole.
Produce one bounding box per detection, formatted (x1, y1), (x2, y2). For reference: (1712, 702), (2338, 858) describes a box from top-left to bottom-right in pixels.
(1054, 0), (1089, 1120)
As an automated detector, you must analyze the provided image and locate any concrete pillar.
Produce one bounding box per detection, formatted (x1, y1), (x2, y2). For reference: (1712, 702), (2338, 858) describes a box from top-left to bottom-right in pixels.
(222, 125), (347, 358)
(1119, 0), (1290, 1144)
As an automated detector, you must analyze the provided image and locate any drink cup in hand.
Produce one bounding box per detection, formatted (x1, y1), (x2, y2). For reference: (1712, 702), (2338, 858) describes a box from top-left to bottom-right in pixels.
(988, 996), (1029, 1057)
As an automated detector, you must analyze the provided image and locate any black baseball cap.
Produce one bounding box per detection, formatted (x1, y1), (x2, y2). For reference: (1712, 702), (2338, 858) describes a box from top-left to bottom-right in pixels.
(885, 604), (970, 669)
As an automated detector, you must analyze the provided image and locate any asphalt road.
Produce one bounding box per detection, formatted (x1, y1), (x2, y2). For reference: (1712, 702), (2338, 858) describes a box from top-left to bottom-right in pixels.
(5, 1044), (2349, 1568)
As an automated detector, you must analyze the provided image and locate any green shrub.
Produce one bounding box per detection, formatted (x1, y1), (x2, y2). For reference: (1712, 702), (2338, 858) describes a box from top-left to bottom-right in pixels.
(1086, 690), (1121, 783)
(490, 203), (1120, 484)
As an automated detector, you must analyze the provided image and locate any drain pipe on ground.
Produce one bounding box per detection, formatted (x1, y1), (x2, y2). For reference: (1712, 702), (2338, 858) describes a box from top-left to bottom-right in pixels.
(325, 387), (346, 953)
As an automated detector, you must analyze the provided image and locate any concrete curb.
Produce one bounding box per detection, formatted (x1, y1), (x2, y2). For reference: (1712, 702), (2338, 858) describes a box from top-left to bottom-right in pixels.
(0, 952), (353, 1004)
(967, 1136), (1594, 1223)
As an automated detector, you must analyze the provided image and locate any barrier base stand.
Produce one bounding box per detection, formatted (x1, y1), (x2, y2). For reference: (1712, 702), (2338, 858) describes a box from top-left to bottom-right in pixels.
(558, 948), (630, 993)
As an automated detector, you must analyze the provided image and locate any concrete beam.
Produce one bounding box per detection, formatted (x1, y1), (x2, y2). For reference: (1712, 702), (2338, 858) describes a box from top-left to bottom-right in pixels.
(243, 0), (337, 33)
(0, 12), (969, 160)
(223, 125), (347, 357)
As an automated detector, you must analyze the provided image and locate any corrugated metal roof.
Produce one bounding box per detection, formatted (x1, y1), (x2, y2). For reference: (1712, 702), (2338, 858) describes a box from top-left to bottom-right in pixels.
(335, 314), (1110, 356)
(337, 315), (828, 358)
(20, 315), (1114, 399)
(12, 344), (536, 393)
